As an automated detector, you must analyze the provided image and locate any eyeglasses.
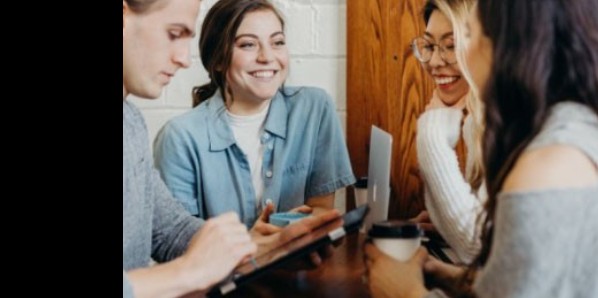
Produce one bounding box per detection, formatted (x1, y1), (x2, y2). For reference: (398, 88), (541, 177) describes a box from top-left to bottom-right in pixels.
(411, 37), (457, 64)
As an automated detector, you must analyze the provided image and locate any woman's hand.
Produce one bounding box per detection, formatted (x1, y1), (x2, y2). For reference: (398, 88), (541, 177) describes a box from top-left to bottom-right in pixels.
(424, 255), (464, 280)
(252, 208), (341, 270)
(364, 243), (429, 298)
(250, 202), (282, 236)
(424, 256), (471, 296)
(250, 203), (314, 236)
(289, 204), (314, 214)
(409, 210), (435, 232)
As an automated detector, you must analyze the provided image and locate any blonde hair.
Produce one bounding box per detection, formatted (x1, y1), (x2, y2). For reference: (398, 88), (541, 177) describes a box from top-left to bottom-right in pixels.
(430, 0), (485, 192)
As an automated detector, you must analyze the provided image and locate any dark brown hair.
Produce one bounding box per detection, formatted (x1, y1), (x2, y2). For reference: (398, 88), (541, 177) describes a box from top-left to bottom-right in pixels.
(124, 0), (163, 14)
(466, 0), (598, 292)
(423, 0), (438, 25)
(192, 0), (285, 107)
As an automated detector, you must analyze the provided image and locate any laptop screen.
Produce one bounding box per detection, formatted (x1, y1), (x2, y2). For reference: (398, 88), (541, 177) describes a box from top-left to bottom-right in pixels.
(364, 125), (393, 231)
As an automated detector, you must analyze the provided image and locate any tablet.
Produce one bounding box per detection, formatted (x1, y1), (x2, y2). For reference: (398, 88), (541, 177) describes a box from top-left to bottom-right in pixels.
(207, 205), (370, 297)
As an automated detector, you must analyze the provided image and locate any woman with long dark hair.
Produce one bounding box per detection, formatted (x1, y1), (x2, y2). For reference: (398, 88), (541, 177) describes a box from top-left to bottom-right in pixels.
(464, 0), (598, 296)
(364, 0), (598, 297)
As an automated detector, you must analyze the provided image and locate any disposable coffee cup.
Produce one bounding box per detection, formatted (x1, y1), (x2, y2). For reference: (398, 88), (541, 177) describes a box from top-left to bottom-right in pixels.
(368, 221), (423, 261)
(353, 177), (368, 207)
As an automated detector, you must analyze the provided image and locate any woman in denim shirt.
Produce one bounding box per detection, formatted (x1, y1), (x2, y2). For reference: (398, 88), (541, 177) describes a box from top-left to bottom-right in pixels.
(153, 0), (355, 230)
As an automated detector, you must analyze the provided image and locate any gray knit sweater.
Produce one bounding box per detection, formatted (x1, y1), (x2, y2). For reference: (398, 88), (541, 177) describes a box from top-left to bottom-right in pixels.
(428, 101), (598, 298)
(123, 101), (204, 297)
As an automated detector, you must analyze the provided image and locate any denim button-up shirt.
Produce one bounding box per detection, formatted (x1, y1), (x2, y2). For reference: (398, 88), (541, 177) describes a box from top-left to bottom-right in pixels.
(154, 86), (356, 227)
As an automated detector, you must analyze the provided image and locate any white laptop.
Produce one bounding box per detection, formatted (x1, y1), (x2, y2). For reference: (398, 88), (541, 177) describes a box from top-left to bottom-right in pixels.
(364, 125), (393, 231)
(363, 126), (461, 264)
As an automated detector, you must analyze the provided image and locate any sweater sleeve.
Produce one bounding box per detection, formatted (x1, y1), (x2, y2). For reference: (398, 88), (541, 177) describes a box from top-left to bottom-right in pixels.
(416, 108), (483, 264)
(123, 270), (134, 298)
(306, 91), (356, 197)
(473, 188), (598, 298)
(150, 166), (205, 263)
(149, 123), (205, 262)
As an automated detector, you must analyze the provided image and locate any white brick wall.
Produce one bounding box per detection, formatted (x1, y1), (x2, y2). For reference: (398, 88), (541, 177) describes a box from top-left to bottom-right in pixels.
(130, 0), (348, 211)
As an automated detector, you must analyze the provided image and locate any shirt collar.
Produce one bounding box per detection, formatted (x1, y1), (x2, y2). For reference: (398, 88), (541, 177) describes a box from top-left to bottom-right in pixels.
(206, 90), (288, 151)
(263, 90), (288, 140)
(206, 91), (235, 151)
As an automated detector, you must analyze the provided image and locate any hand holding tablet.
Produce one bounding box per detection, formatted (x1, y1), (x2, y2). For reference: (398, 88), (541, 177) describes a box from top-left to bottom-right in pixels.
(270, 212), (312, 227)
(208, 205), (370, 297)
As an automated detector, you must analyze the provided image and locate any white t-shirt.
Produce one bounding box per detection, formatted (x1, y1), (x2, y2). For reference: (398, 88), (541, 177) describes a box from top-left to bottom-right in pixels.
(226, 103), (271, 209)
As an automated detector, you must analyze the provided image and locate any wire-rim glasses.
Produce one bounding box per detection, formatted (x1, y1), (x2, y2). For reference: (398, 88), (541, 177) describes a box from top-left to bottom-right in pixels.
(411, 36), (457, 64)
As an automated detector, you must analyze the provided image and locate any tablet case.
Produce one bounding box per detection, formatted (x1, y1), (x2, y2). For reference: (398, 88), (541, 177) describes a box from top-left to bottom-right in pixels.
(207, 205), (370, 297)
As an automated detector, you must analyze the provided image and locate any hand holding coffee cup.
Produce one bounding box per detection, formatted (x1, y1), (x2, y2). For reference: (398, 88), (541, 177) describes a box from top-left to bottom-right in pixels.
(367, 221), (423, 261)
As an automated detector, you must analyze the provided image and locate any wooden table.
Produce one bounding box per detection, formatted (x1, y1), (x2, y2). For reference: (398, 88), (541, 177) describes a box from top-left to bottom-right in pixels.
(226, 232), (371, 298)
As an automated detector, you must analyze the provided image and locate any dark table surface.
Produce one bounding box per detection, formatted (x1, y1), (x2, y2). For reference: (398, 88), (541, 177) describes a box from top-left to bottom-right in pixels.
(225, 232), (371, 298)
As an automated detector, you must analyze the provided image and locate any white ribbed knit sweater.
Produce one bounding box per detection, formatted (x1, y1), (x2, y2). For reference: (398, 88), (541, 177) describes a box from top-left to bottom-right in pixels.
(416, 108), (486, 264)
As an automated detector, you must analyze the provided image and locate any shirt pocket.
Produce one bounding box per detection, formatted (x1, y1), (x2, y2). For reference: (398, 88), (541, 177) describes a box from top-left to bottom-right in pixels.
(282, 163), (308, 177)
(279, 162), (309, 210)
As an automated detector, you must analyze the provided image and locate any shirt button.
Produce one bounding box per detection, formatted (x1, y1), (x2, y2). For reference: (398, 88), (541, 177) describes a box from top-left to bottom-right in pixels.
(265, 170), (273, 178)
(268, 143), (274, 150)
(263, 133), (270, 140)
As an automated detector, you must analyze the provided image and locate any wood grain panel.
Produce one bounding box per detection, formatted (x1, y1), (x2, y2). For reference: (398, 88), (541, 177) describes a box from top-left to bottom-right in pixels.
(347, 0), (435, 219)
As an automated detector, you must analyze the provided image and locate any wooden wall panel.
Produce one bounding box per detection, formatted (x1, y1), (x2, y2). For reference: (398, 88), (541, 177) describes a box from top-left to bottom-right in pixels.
(347, 0), (435, 219)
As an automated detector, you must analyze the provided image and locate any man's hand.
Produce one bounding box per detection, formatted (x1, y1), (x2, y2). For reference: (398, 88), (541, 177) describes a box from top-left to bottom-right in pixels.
(180, 212), (256, 292)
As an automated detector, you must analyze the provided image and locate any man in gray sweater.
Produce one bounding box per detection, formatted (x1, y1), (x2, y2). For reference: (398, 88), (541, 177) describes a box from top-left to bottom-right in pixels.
(123, 0), (340, 297)
(123, 0), (258, 296)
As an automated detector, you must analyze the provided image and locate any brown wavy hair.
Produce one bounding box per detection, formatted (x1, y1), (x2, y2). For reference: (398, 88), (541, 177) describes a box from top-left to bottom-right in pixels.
(192, 0), (284, 107)
(463, 0), (598, 295)
(124, 0), (163, 14)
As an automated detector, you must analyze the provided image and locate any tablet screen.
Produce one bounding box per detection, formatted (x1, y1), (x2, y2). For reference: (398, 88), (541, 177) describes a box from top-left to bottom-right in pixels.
(210, 205), (369, 296)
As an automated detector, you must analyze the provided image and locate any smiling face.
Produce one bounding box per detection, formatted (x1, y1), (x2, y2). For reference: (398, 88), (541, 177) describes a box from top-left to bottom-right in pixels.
(422, 10), (470, 106)
(123, 0), (199, 99)
(225, 9), (289, 114)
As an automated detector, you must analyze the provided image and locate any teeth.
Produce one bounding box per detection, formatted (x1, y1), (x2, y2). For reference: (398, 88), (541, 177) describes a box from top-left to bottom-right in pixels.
(252, 70), (275, 78)
(435, 77), (458, 85)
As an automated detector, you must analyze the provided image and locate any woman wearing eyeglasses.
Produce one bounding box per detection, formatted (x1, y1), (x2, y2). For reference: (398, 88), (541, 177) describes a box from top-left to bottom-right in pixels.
(410, 0), (485, 265)
(365, 0), (598, 296)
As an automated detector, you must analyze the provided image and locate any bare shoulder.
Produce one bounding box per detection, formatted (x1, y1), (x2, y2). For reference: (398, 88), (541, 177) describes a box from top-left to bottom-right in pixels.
(502, 145), (598, 192)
